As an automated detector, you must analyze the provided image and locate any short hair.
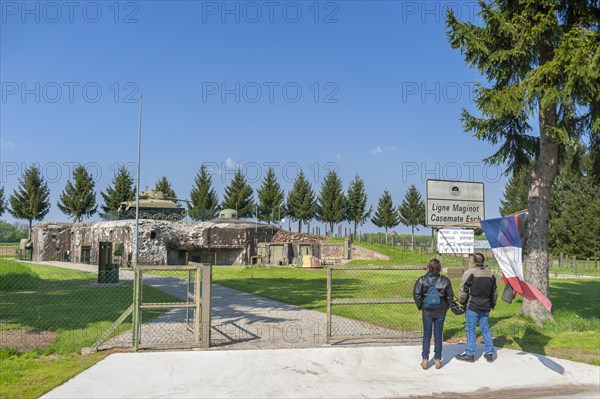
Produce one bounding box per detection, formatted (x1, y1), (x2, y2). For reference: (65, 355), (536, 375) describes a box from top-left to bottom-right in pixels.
(427, 259), (442, 276)
(474, 252), (485, 266)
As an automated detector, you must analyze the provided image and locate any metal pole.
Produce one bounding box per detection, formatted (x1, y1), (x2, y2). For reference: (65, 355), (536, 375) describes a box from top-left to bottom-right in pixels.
(326, 266), (332, 343)
(133, 94), (143, 268)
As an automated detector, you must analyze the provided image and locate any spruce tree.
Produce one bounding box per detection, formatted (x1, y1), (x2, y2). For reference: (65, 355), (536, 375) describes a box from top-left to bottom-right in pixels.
(346, 175), (372, 237)
(57, 165), (97, 222)
(155, 176), (177, 198)
(9, 165), (51, 238)
(100, 166), (136, 220)
(0, 186), (5, 216)
(286, 170), (317, 233)
(189, 165), (220, 221)
(398, 184), (426, 250)
(499, 165), (531, 216)
(317, 170), (347, 236)
(371, 189), (399, 244)
(222, 169), (254, 218)
(447, 0), (599, 321)
(257, 167), (285, 224)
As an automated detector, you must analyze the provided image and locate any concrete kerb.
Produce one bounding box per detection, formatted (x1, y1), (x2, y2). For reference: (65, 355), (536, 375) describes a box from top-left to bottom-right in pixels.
(42, 344), (600, 399)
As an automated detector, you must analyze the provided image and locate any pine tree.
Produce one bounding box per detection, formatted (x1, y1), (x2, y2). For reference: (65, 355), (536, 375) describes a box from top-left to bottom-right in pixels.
(0, 186), (5, 216)
(257, 167), (285, 224)
(222, 169), (254, 219)
(447, 0), (599, 321)
(286, 170), (317, 233)
(398, 184), (426, 250)
(346, 175), (372, 237)
(100, 166), (136, 220)
(371, 189), (399, 244)
(499, 166), (531, 216)
(317, 170), (347, 236)
(57, 165), (97, 222)
(189, 165), (220, 221)
(9, 165), (51, 238)
(155, 176), (177, 199)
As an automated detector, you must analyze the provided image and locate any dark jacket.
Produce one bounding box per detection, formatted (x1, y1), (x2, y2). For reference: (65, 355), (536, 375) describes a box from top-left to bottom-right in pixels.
(413, 273), (454, 318)
(459, 266), (498, 312)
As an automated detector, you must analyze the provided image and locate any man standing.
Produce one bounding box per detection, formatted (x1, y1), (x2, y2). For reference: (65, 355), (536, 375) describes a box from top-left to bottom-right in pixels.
(455, 252), (498, 363)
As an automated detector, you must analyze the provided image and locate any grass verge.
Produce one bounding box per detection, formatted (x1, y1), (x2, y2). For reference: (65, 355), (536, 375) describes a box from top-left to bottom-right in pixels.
(0, 258), (177, 399)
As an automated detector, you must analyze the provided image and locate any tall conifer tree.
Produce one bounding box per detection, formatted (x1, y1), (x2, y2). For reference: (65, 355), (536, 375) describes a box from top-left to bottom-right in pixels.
(9, 165), (51, 238)
(222, 169), (254, 218)
(57, 165), (97, 222)
(317, 170), (347, 235)
(189, 165), (220, 221)
(257, 167), (285, 224)
(286, 171), (316, 233)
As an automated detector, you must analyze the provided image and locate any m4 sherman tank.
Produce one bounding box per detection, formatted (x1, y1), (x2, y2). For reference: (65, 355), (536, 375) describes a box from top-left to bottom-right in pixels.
(117, 190), (187, 221)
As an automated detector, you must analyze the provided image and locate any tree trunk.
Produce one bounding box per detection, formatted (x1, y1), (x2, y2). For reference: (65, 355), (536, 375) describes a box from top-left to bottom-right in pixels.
(298, 220), (302, 233)
(28, 219), (32, 240)
(330, 222), (334, 237)
(411, 226), (415, 251)
(385, 227), (388, 245)
(522, 96), (558, 323)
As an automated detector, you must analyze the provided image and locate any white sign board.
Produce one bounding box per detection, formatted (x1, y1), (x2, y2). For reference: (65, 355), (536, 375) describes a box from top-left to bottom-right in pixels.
(437, 229), (475, 254)
(426, 180), (485, 227)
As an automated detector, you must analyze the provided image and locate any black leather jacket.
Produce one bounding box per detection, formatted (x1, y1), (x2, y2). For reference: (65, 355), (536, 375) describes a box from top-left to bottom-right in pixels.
(413, 273), (454, 318)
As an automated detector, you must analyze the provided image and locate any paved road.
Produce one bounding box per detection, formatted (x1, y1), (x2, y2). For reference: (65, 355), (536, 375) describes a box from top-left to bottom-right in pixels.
(43, 345), (600, 399)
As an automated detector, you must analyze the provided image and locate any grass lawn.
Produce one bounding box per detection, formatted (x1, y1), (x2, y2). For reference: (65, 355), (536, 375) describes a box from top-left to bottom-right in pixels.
(213, 266), (600, 365)
(0, 258), (178, 399)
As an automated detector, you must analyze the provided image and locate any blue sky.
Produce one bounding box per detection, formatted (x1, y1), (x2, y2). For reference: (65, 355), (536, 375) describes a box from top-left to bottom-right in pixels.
(1, 1), (510, 233)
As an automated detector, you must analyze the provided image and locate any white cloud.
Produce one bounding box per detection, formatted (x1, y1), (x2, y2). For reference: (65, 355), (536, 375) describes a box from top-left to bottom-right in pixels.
(224, 158), (238, 170)
(370, 146), (384, 155)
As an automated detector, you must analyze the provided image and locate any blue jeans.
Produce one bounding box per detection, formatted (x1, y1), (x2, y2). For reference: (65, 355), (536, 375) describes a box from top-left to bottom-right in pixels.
(465, 308), (494, 356)
(422, 314), (445, 360)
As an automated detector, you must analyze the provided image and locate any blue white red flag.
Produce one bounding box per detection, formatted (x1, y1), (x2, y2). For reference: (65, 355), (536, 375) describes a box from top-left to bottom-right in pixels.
(480, 213), (552, 311)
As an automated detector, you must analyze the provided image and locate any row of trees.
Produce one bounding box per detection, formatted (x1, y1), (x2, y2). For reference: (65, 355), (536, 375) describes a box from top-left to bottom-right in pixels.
(0, 164), (427, 242)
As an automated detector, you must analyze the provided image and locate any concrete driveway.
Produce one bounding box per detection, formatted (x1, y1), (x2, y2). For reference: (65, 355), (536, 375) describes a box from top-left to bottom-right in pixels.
(43, 344), (599, 398)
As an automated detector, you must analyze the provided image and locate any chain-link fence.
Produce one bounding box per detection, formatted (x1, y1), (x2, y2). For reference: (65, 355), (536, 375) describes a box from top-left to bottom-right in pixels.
(0, 256), (211, 356)
(327, 266), (427, 343)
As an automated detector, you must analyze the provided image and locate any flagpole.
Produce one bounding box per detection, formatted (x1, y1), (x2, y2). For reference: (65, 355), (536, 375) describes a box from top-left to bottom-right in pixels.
(133, 94), (143, 267)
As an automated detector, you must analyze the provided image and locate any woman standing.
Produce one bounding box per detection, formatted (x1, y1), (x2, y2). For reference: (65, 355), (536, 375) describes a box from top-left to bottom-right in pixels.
(413, 259), (454, 370)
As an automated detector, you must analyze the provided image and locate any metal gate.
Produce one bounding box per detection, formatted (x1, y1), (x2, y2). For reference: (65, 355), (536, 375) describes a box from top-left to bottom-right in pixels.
(92, 262), (212, 351)
(326, 265), (425, 343)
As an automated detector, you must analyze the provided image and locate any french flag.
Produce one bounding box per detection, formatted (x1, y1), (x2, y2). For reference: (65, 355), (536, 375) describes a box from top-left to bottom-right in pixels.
(481, 213), (552, 311)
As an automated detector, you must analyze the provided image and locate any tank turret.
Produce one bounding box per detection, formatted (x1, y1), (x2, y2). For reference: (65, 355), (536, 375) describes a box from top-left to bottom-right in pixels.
(117, 190), (187, 221)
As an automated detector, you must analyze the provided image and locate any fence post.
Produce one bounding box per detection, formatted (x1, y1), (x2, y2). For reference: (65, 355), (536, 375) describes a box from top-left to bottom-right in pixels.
(587, 257), (590, 271)
(132, 267), (141, 350)
(595, 254), (598, 271)
(201, 263), (212, 349)
(326, 266), (332, 343)
(573, 255), (577, 274)
(194, 265), (202, 346)
(559, 252), (563, 268)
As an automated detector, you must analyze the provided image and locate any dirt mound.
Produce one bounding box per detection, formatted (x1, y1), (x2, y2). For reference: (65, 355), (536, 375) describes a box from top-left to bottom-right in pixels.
(271, 230), (327, 243)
